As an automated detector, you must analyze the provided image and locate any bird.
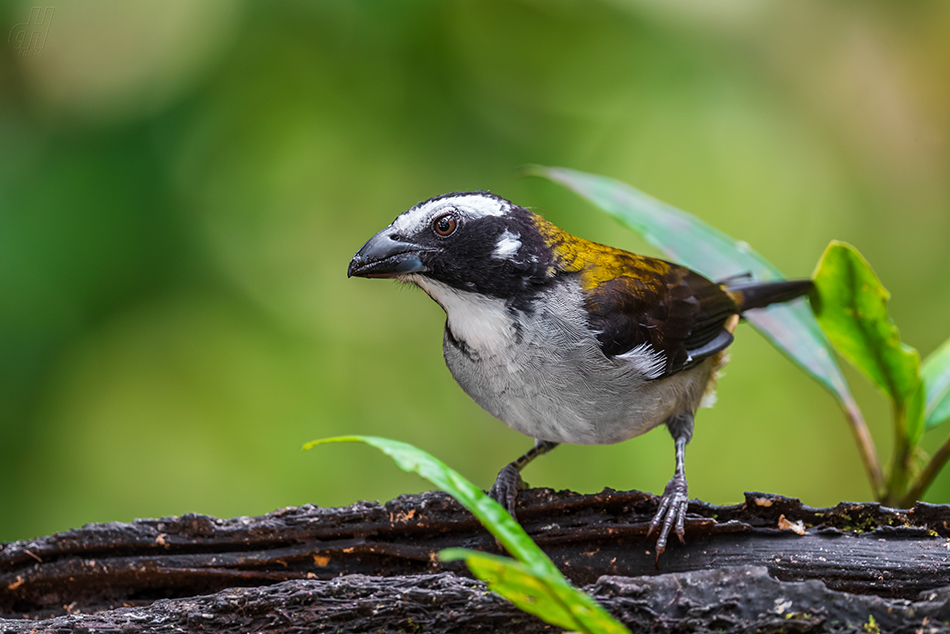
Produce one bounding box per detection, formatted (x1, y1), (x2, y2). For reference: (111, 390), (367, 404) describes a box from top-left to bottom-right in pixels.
(347, 191), (812, 556)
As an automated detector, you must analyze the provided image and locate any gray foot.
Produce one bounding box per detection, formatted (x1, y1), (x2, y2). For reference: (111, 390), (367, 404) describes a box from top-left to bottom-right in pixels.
(489, 462), (525, 519)
(647, 473), (688, 558)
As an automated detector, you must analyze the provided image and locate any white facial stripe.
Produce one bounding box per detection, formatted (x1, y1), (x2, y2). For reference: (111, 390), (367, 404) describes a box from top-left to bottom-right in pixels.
(492, 229), (521, 260)
(390, 193), (510, 236)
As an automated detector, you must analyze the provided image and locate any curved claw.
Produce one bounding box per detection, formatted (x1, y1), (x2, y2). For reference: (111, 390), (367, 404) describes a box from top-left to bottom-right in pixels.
(489, 462), (525, 520)
(647, 473), (689, 559)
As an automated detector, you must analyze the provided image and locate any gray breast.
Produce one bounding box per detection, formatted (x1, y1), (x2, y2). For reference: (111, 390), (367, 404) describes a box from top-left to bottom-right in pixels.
(440, 281), (699, 445)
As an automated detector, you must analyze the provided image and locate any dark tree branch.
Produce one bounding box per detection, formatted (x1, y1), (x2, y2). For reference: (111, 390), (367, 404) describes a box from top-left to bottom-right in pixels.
(3, 567), (950, 634)
(2, 489), (950, 631)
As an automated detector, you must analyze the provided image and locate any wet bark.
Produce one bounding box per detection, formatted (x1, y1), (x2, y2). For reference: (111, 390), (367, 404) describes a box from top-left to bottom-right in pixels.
(2, 489), (950, 632)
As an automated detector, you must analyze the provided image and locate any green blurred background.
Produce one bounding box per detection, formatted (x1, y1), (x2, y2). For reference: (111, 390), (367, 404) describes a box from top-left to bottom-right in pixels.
(2, 0), (949, 542)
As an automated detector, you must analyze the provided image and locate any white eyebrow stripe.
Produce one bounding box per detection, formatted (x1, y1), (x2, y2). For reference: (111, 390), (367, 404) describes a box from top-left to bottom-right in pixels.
(390, 194), (510, 235)
(492, 230), (522, 260)
(453, 195), (509, 219)
(390, 210), (428, 235)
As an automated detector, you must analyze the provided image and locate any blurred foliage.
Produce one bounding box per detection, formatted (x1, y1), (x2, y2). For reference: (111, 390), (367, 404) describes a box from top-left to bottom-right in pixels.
(2, 0), (950, 542)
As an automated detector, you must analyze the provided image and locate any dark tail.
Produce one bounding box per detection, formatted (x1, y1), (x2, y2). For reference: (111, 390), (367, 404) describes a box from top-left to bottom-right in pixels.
(726, 279), (813, 312)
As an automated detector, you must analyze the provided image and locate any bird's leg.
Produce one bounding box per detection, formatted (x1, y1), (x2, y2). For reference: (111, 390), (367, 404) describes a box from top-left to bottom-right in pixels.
(648, 412), (693, 558)
(489, 439), (559, 520)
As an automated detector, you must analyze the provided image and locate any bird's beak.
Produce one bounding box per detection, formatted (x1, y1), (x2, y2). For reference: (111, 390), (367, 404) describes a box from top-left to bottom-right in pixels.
(347, 230), (428, 279)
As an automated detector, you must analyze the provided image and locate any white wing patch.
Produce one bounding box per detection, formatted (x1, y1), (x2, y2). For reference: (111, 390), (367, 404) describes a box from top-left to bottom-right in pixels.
(492, 230), (521, 260)
(617, 342), (667, 380)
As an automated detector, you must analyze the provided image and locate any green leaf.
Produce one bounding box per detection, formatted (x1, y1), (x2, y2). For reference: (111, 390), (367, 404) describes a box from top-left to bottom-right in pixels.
(305, 437), (631, 633)
(441, 549), (628, 634)
(527, 165), (863, 427)
(922, 336), (950, 429)
(810, 241), (922, 415)
(303, 436), (559, 578)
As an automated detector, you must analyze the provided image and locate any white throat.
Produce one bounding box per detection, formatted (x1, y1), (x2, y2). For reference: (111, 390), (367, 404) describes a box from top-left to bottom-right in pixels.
(404, 275), (512, 352)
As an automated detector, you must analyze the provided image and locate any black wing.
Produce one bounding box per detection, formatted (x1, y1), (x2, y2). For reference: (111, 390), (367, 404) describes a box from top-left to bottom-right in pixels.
(581, 253), (739, 379)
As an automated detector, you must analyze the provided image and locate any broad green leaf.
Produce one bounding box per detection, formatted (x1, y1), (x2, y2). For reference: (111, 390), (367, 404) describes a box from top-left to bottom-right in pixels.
(303, 436), (560, 578)
(527, 165), (864, 430)
(922, 336), (950, 429)
(810, 242), (922, 424)
(441, 549), (629, 634)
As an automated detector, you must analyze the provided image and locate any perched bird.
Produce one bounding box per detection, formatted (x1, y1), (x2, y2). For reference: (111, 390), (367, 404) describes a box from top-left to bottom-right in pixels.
(348, 191), (811, 555)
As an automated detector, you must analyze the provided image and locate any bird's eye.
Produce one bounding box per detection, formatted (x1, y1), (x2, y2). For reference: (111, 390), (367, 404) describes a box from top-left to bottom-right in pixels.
(432, 213), (458, 237)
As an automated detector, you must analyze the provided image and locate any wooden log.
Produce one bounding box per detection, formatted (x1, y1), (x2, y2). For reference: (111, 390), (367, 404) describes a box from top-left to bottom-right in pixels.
(2, 567), (950, 633)
(2, 489), (949, 630)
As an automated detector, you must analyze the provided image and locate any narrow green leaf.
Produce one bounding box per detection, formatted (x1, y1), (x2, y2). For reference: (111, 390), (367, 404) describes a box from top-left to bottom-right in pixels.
(441, 549), (629, 634)
(303, 436), (559, 578)
(810, 241), (921, 413)
(527, 165), (864, 429)
(305, 437), (631, 633)
(922, 336), (950, 429)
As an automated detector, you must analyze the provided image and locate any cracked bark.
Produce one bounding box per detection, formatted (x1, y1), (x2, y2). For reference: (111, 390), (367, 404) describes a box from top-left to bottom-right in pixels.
(2, 489), (950, 632)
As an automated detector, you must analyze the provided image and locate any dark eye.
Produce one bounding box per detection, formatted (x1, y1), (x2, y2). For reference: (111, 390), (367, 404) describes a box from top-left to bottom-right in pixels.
(432, 213), (458, 237)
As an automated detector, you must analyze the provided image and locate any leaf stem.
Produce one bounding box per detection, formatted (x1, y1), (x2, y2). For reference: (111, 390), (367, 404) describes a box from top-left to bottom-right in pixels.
(885, 401), (912, 506)
(843, 403), (885, 500)
(901, 434), (950, 507)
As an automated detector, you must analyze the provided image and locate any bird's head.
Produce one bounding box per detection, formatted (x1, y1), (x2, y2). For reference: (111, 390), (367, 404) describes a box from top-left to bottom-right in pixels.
(348, 192), (556, 301)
